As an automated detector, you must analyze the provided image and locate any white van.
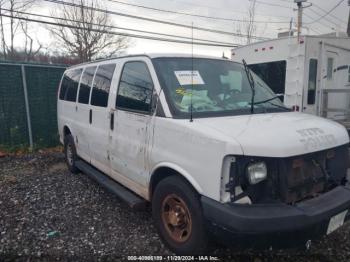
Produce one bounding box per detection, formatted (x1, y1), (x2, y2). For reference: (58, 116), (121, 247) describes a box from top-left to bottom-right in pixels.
(57, 54), (350, 254)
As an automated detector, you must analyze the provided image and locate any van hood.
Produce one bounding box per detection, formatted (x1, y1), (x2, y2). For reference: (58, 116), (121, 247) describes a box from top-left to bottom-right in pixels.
(196, 112), (349, 157)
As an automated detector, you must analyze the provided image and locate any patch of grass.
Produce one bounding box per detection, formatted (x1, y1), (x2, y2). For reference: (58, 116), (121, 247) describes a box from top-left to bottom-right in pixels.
(0, 144), (30, 154)
(0, 144), (63, 155)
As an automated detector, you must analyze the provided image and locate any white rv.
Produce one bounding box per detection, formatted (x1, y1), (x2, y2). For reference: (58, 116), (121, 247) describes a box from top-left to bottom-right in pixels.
(231, 35), (350, 132)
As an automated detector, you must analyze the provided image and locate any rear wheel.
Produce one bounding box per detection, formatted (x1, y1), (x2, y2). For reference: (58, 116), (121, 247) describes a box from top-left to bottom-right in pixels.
(152, 176), (208, 255)
(64, 134), (79, 174)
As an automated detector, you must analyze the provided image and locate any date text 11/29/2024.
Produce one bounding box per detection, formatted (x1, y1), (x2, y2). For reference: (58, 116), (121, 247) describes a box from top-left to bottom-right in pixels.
(127, 256), (220, 261)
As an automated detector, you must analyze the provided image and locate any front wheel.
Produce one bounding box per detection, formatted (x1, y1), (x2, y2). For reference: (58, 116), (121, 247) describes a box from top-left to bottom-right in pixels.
(152, 176), (208, 255)
(64, 134), (80, 174)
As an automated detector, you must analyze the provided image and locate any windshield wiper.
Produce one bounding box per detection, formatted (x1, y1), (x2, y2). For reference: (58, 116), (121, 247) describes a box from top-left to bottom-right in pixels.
(250, 94), (284, 106)
(266, 102), (291, 111)
(249, 94), (291, 111)
(242, 59), (255, 114)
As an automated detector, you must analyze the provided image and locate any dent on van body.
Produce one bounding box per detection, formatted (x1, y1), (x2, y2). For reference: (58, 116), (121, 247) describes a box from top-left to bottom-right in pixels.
(149, 117), (243, 201)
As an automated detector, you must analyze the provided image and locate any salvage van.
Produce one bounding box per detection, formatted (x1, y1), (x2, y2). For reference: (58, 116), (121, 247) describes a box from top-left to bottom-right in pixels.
(57, 54), (350, 254)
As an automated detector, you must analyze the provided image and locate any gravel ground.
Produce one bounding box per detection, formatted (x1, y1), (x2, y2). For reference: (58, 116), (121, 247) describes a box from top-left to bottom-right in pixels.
(0, 150), (349, 262)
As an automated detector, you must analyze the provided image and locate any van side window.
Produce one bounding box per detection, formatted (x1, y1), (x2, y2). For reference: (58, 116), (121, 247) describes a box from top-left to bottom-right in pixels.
(307, 59), (318, 105)
(59, 69), (82, 101)
(79, 66), (96, 104)
(116, 61), (154, 113)
(91, 64), (116, 107)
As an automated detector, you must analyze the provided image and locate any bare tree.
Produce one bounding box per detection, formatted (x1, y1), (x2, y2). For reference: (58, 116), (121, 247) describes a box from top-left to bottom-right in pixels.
(0, 0), (40, 60)
(245, 0), (257, 44)
(20, 20), (42, 61)
(49, 0), (129, 62)
(347, 0), (350, 37)
(0, 0), (6, 57)
(233, 0), (258, 45)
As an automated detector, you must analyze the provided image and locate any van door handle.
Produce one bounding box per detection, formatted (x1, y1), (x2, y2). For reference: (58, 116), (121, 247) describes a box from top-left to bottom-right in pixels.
(89, 109), (92, 124)
(110, 112), (114, 130)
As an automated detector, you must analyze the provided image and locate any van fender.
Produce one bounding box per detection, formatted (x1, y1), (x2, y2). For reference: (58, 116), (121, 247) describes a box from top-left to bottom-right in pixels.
(62, 123), (74, 143)
(150, 162), (203, 195)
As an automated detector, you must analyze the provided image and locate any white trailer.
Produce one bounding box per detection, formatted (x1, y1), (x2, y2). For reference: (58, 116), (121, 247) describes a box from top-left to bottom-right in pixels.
(231, 35), (350, 131)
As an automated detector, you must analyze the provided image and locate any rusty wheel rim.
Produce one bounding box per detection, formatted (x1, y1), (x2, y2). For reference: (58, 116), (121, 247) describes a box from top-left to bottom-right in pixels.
(161, 194), (192, 243)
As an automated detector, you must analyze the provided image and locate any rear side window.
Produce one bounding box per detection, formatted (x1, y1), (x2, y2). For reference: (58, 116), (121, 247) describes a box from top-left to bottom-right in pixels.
(78, 66), (96, 104)
(116, 61), (154, 113)
(307, 59), (318, 105)
(59, 68), (82, 102)
(91, 64), (116, 107)
(59, 75), (68, 100)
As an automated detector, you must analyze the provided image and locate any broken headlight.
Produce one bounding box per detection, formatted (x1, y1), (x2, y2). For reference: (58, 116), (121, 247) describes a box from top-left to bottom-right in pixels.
(246, 161), (267, 185)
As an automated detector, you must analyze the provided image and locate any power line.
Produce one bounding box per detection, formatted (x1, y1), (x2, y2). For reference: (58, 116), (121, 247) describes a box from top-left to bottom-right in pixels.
(307, 8), (346, 30)
(43, 0), (270, 40)
(302, 13), (325, 34)
(0, 13), (240, 47)
(1, 8), (237, 46)
(303, 12), (327, 32)
(107, 0), (291, 24)
(249, 0), (292, 9)
(255, 0), (339, 33)
(305, 0), (345, 25)
(308, 27), (322, 35)
(311, 2), (347, 24)
(169, 0), (294, 20)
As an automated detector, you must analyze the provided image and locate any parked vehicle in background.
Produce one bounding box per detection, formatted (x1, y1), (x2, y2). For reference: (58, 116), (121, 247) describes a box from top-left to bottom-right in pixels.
(231, 34), (350, 133)
(57, 54), (350, 254)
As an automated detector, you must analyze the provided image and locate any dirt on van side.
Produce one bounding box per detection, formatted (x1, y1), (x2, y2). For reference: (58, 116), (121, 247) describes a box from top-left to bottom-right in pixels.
(0, 150), (349, 262)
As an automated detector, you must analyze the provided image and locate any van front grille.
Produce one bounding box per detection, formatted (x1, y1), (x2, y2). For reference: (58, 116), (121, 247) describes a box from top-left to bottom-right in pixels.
(278, 145), (348, 204)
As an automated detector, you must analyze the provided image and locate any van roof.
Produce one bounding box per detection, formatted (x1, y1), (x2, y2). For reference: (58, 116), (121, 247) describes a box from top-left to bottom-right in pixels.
(67, 53), (229, 70)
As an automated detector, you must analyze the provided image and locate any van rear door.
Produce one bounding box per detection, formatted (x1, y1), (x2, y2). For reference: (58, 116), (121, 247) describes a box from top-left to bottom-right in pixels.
(75, 66), (97, 163)
(88, 63), (116, 174)
(57, 68), (82, 149)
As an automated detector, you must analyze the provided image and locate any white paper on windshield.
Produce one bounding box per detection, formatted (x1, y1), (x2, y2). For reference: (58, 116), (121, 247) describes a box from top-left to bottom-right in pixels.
(174, 71), (205, 85)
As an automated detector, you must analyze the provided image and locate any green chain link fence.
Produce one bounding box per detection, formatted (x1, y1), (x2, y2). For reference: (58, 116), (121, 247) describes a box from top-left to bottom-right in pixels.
(0, 61), (67, 151)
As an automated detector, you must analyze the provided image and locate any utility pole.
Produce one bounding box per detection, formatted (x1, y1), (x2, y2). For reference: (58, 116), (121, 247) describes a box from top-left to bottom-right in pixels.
(289, 18), (293, 36)
(294, 0), (307, 41)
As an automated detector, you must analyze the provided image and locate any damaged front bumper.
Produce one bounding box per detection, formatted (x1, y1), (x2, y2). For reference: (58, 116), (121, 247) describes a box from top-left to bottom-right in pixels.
(202, 185), (350, 248)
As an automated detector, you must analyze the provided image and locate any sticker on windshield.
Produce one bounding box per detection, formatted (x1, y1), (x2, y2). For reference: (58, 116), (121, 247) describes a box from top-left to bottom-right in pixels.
(174, 71), (205, 85)
(176, 87), (191, 96)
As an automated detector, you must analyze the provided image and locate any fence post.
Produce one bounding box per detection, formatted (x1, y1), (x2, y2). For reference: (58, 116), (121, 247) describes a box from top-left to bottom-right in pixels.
(21, 65), (34, 151)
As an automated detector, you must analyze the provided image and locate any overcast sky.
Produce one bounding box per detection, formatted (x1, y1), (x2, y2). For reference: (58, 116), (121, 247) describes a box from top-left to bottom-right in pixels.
(8, 0), (350, 58)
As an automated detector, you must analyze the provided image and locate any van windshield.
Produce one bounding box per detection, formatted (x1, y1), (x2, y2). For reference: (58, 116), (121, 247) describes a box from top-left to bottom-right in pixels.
(152, 57), (287, 118)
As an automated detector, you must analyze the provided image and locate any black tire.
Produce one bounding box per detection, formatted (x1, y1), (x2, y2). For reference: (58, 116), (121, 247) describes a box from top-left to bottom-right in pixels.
(152, 176), (208, 255)
(64, 134), (80, 174)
